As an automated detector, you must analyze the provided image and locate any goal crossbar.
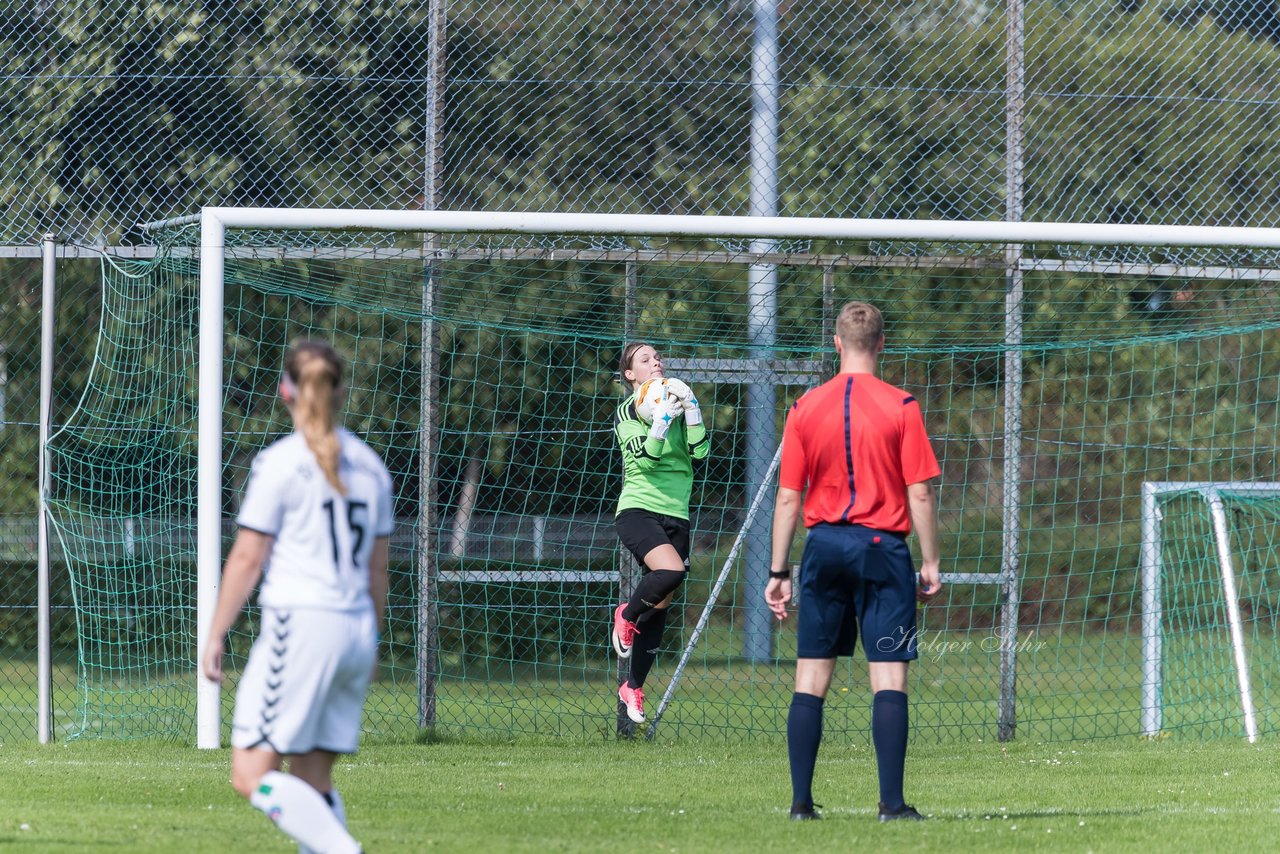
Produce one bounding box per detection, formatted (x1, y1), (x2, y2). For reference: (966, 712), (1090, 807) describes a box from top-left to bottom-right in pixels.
(141, 207), (1280, 248)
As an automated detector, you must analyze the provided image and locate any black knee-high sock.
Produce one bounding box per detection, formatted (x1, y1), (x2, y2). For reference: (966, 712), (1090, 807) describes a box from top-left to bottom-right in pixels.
(872, 689), (909, 809)
(622, 570), (685, 622)
(787, 692), (825, 809)
(626, 608), (668, 689)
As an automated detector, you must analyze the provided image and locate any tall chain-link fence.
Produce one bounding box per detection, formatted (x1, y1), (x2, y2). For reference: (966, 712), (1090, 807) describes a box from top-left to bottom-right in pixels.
(5, 0), (1280, 741)
(4, 1), (1280, 245)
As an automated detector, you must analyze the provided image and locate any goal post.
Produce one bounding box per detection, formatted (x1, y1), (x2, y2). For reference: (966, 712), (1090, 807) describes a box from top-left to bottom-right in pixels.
(195, 210), (226, 749)
(46, 206), (1280, 746)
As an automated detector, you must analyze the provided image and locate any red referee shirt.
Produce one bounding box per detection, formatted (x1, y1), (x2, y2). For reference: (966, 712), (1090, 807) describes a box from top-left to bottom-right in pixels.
(779, 372), (940, 533)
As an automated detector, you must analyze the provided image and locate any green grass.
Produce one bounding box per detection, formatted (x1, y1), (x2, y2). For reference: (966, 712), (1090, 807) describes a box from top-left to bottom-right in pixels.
(0, 737), (1277, 852)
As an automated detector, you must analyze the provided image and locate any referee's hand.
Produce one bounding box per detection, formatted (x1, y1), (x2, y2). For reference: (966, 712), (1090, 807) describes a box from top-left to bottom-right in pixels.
(764, 577), (791, 621)
(917, 561), (942, 602)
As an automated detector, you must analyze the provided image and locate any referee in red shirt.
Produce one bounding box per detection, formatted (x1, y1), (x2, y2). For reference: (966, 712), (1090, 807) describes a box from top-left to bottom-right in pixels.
(765, 301), (942, 822)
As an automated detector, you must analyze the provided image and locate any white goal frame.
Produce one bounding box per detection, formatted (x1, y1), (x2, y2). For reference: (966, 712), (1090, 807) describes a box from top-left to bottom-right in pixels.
(1141, 481), (1280, 743)
(138, 207), (1280, 748)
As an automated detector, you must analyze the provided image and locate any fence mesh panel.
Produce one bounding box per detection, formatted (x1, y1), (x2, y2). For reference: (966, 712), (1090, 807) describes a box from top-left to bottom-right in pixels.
(7, 0), (1280, 742)
(0, 256), (105, 742)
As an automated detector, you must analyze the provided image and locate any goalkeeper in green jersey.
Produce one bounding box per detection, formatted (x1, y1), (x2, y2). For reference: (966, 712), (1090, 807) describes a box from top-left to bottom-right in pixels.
(610, 342), (709, 724)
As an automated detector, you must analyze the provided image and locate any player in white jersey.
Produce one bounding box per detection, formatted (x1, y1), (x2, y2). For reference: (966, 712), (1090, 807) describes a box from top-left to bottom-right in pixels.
(201, 340), (393, 854)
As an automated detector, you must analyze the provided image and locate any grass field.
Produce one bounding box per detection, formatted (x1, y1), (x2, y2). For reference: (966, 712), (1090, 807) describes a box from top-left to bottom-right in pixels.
(0, 736), (1276, 852)
(3, 630), (1274, 851)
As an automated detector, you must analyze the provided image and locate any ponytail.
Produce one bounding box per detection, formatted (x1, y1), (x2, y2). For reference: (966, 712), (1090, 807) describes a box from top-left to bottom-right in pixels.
(284, 340), (346, 494)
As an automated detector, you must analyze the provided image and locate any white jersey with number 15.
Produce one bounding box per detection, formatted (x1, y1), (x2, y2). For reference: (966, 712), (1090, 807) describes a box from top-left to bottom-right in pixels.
(237, 428), (394, 611)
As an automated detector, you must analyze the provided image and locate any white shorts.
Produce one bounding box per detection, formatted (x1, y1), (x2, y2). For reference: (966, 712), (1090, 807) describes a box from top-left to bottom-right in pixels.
(231, 606), (377, 755)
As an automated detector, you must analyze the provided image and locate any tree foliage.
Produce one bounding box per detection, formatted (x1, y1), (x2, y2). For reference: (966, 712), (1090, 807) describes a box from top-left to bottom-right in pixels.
(3, 2), (1280, 242)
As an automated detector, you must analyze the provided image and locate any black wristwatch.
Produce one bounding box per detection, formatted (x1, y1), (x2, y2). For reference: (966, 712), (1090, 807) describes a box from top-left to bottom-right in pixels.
(769, 568), (792, 580)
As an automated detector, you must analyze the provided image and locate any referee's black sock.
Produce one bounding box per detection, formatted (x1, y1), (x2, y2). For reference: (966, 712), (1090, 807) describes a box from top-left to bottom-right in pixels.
(626, 607), (669, 690)
(872, 689), (909, 811)
(787, 692), (824, 809)
(622, 570), (685, 622)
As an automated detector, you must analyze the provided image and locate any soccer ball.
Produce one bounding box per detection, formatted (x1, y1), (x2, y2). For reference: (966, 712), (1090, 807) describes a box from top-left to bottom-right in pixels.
(634, 378), (673, 423)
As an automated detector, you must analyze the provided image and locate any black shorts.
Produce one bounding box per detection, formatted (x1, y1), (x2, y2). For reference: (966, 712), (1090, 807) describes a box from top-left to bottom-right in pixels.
(615, 508), (691, 568)
(795, 523), (919, 662)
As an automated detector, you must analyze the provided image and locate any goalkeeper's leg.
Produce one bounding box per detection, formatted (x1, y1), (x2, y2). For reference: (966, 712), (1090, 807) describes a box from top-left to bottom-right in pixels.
(622, 538), (687, 623)
(618, 605), (671, 722)
(614, 511), (690, 658)
(614, 544), (685, 658)
(627, 607), (669, 690)
(232, 748), (362, 854)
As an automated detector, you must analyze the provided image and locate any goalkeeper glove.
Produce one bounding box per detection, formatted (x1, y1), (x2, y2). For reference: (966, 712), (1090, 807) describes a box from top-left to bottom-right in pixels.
(647, 393), (682, 441)
(663, 377), (703, 427)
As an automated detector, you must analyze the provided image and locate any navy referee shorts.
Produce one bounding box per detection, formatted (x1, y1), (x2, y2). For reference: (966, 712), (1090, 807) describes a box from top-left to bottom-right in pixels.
(795, 523), (919, 662)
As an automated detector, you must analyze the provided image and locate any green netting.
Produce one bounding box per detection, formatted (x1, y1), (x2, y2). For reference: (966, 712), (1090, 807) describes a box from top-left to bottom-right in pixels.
(48, 225), (1280, 743)
(46, 254), (200, 738)
(1154, 491), (1280, 739)
(1226, 495), (1280, 736)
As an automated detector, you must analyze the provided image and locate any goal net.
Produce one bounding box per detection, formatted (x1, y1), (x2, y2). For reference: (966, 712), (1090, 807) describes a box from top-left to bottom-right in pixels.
(47, 211), (1280, 744)
(1142, 483), (1280, 741)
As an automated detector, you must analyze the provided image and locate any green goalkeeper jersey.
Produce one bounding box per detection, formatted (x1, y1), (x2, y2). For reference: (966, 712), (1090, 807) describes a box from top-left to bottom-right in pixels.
(614, 392), (710, 519)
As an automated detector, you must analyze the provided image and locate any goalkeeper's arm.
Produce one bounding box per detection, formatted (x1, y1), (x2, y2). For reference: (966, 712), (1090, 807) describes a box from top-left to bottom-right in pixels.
(664, 378), (709, 460)
(615, 394), (682, 471)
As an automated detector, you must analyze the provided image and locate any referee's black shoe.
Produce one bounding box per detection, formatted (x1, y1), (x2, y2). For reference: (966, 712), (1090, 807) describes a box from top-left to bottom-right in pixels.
(789, 802), (822, 821)
(878, 802), (925, 822)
